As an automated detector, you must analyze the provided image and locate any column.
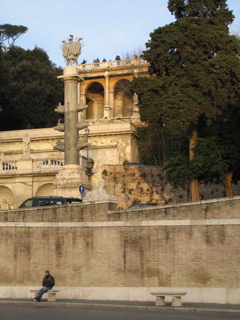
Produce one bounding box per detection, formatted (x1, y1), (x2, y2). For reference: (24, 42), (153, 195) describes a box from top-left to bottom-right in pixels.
(62, 66), (81, 165)
(109, 89), (114, 118)
(104, 73), (110, 118)
(79, 83), (87, 120)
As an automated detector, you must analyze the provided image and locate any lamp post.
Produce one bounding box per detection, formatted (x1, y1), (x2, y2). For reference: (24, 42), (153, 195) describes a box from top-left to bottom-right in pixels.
(123, 159), (130, 208)
(86, 157), (94, 189)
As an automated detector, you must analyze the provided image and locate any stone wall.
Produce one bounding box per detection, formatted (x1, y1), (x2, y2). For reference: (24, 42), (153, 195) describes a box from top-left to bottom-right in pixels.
(0, 197), (240, 304)
(102, 164), (240, 208)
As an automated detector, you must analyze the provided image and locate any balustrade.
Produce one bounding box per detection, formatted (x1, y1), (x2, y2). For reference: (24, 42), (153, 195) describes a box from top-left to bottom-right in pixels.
(1, 161), (17, 171)
(78, 58), (147, 71)
(33, 159), (64, 170)
(0, 159), (64, 174)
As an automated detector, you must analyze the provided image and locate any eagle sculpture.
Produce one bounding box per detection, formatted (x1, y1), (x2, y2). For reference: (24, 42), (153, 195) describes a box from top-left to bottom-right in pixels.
(61, 35), (82, 66)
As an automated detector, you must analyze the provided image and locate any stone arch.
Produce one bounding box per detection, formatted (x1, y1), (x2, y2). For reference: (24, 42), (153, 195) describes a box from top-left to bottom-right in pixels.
(0, 186), (14, 209)
(114, 79), (133, 117)
(35, 183), (53, 197)
(86, 82), (104, 119)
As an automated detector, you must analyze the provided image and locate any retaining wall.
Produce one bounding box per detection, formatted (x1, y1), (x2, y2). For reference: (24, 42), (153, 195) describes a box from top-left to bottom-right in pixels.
(0, 197), (240, 304)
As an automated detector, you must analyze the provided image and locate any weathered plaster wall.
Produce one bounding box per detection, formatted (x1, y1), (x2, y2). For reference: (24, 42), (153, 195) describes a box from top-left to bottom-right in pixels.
(0, 197), (240, 303)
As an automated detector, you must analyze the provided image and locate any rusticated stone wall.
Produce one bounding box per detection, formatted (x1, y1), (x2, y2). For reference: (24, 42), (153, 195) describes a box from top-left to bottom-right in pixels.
(0, 197), (240, 303)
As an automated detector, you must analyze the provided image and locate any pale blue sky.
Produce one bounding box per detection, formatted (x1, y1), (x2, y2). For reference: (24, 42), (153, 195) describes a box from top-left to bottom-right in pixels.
(0, 0), (239, 67)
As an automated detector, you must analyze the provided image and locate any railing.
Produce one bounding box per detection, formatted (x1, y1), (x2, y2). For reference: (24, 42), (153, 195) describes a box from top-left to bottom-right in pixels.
(1, 161), (17, 171)
(78, 58), (148, 71)
(0, 159), (64, 174)
(33, 159), (64, 170)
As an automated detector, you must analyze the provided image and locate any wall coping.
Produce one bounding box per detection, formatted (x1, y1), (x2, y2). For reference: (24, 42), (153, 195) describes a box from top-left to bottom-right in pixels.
(117, 195), (240, 213)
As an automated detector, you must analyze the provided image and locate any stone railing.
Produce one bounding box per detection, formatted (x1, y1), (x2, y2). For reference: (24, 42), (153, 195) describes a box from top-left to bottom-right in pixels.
(78, 58), (148, 71)
(32, 159), (64, 171)
(1, 161), (18, 171)
(0, 159), (64, 174)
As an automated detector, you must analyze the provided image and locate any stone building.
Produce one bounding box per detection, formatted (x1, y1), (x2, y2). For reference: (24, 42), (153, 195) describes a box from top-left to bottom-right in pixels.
(0, 58), (149, 208)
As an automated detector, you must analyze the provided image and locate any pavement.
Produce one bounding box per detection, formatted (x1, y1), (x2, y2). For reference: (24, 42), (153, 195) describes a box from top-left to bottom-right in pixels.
(0, 298), (240, 315)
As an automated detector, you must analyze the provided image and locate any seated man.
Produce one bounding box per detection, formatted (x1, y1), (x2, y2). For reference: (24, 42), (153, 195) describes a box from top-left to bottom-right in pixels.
(34, 270), (55, 302)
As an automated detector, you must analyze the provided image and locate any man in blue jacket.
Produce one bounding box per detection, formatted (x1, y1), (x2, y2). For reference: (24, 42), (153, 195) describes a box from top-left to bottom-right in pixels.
(34, 270), (55, 302)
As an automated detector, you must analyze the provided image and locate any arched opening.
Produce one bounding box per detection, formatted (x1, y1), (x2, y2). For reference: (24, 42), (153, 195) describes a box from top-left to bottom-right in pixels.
(114, 79), (133, 117)
(0, 186), (14, 209)
(86, 82), (104, 119)
(35, 183), (53, 197)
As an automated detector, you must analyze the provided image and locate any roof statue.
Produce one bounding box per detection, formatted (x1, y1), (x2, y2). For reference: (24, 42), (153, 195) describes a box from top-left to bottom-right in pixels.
(61, 35), (82, 66)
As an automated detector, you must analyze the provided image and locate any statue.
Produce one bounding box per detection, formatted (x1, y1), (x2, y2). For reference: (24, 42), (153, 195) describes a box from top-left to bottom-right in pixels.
(132, 93), (140, 117)
(1, 199), (9, 210)
(84, 179), (117, 202)
(22, 133), (31, 159)
(133, 93), (139, 105)
(61, 35), (82, 66)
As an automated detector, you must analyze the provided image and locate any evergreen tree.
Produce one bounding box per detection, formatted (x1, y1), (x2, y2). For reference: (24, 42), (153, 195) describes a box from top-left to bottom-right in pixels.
(1, 46), (63, 129)
(131, 0), (240, 200)
(190, 111), (240, 197)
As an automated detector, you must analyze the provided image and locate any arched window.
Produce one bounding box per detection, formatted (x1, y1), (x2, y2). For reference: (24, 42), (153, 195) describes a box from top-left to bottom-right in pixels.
(86, 82), (104, 119)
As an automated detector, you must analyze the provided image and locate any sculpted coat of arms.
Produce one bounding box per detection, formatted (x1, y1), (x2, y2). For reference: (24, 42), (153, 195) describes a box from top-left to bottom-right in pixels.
(61, 35), (82, 66)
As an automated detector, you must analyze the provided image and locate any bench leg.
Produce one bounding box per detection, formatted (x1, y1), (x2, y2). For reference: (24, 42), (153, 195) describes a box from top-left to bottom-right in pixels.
(155, 296), (166, 306)
(48, 292), (57, 302)
(172, 296), (182, 307)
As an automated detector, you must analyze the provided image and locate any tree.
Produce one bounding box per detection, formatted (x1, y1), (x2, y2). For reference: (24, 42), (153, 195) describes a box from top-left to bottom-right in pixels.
(190, 113), (240, 197)
(1, 46), (63, 129)
(131, 0), (240, 201)
(0, 24), (28, 52)
(137, 123), (188, 167)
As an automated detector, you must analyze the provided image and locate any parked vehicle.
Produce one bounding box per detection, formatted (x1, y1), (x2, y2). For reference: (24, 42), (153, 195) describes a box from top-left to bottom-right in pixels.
(18, 196), (82, 208)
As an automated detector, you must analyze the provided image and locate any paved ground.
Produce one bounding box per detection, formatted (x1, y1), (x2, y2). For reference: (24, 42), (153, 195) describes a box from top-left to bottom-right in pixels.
(1, 303), (240, 320)
(0, 298), (240, 320)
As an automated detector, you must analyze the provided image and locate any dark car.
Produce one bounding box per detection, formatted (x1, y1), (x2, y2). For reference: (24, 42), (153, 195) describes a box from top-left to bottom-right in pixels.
(127, 203), (158, 209)
(18, 196), (82, 208)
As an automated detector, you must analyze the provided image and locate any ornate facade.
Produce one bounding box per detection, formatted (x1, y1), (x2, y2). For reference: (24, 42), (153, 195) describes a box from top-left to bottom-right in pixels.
(0, 58), (149, 208)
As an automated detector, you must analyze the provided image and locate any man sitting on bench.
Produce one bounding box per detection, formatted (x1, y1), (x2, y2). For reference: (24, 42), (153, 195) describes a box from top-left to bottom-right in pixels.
(34, 270), (55, 302)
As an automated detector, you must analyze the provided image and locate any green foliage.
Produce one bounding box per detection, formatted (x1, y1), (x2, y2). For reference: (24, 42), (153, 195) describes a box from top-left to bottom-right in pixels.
(164, 152), (190, 188)
(130, 77), (163, 124)
(192, 117), (240, 184)
(168, 0), (233, 21)
(165, 117), (240, 189)
(132, 0), (240, 134)
(190, 136), (228, 182)
(137, 123), (188, 166)
(131, 0), (240, 190)
(102, 169), (108, 176)
(131, 199), (141, 205)
(0, 50), (7, 107)
(0, 46), (63, 129)
(0, 24), (28, 52)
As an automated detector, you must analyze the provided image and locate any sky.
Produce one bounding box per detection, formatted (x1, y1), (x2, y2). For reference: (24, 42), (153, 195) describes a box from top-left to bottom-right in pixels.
(0, 0), (240, 68)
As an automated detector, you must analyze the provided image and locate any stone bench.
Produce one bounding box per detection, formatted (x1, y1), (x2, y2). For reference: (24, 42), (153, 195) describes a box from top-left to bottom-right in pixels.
(151, 292), (187, 307)
(29, 289), (60, 302)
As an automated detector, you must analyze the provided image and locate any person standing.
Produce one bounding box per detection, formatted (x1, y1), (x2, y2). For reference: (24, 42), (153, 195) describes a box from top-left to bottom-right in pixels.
(34, 270), (55, 302)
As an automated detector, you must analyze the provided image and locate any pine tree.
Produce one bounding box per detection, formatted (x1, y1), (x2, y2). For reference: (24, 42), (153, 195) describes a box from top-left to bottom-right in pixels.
(0, 24), (28, 52)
